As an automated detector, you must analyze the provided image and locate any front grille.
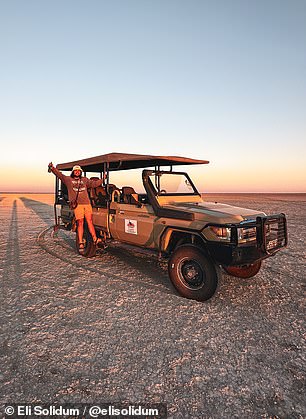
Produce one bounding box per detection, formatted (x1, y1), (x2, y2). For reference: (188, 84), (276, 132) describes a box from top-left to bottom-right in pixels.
(263, 215), (287, 253)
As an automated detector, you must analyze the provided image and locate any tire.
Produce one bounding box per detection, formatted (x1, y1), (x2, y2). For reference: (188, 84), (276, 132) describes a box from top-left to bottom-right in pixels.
(168, 245), (219, 301)
(223, 261), (262, 279)
(76, 221), (97, 258)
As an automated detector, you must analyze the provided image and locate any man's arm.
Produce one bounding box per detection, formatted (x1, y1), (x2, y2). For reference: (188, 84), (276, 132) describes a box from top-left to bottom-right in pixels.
(48, 162), (67, 183)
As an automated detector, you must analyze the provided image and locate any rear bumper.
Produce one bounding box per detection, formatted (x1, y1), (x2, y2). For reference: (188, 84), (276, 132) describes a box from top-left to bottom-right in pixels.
(205, 213), (288, 266)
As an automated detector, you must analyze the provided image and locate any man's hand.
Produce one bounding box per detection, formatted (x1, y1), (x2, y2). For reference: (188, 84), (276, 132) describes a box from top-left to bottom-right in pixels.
(48, 162), (54, 173)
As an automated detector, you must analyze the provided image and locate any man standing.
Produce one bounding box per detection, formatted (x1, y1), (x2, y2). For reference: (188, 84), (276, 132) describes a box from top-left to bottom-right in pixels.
(48, 162), (103, 250)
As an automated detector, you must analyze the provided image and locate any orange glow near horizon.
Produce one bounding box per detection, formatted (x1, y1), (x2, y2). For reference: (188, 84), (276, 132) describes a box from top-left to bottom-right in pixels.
(1, 163), (305, 194)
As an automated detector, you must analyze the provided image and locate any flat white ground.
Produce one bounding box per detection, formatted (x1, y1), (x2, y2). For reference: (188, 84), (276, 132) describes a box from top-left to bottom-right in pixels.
(0, 193), (305, 418)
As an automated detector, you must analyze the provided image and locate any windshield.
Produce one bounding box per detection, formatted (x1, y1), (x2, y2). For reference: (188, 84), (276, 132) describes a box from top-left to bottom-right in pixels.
(149, 172), (199, 195)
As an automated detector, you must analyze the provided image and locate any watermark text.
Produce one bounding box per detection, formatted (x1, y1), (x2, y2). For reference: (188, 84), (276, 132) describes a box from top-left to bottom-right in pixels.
(3, 403), (167, 418)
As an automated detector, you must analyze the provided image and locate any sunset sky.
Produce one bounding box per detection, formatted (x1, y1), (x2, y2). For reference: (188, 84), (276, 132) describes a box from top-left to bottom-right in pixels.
(1, 0), (305, 193)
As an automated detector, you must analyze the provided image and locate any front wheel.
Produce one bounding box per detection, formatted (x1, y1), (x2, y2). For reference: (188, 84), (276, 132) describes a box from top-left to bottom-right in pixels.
(168, 245), (219, 301)
(223, 261), (262, 279)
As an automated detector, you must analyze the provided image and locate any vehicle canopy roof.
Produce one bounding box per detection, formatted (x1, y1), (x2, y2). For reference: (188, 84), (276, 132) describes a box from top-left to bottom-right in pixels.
(56, 152), (209, 172)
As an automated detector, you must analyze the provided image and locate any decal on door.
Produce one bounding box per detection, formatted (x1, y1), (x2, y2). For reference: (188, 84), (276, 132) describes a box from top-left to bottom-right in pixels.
(125, 219), (138, 235)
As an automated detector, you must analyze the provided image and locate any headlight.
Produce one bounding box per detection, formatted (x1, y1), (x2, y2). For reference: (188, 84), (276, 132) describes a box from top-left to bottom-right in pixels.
(237, 227), (257, 243)
(203, 226), (231, 242)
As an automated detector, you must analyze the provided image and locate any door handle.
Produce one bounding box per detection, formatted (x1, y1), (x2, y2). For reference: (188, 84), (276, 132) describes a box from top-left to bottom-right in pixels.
(119, 210), (125, 214)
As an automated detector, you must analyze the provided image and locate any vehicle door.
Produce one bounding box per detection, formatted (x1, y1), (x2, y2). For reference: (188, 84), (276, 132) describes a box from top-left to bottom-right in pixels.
(109, 200), (157, 248)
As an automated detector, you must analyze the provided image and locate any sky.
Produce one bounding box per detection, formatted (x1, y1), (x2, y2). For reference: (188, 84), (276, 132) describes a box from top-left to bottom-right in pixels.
(0, 0), (305, 193)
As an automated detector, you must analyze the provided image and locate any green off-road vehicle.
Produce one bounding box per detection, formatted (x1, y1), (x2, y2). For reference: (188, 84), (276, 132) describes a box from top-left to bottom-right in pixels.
(53, 153), (287, 301)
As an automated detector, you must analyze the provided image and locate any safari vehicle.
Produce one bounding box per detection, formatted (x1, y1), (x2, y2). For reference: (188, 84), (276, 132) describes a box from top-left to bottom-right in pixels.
(53, 152), (287, 301)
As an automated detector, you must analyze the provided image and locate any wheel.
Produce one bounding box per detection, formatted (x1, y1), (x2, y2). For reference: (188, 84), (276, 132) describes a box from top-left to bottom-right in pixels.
(223, 261), (262, 279)
(168, 245), (219, 301)
(76, 221), (97, 258)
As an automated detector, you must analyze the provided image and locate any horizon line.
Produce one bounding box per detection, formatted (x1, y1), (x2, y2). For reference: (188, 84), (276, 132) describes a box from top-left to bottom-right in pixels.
(1, 191), (306, 195)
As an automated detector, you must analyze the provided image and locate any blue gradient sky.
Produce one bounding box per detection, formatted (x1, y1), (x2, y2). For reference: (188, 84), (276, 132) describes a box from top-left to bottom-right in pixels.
(1, 0), (305, 192)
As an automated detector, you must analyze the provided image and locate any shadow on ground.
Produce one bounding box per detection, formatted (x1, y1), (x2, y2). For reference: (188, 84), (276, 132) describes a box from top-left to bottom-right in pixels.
(20, 197), (54, 226)
(3, 200), (21, 283)
(20, 196), (173, 293)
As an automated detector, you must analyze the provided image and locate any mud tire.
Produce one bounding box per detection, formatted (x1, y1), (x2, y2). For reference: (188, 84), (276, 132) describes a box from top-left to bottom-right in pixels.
(223, 261), (262, 279)
(76, 221), (97, 258)
(168, 245), (218, 301)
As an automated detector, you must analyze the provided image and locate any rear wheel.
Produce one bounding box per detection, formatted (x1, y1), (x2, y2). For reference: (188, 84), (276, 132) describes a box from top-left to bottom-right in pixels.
(223, 261), (262, 279)
(168, 245), (219, 301)
(76, 221), (97, 258)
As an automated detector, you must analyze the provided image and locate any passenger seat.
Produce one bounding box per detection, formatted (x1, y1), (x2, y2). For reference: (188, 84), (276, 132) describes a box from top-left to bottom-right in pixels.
(89, 177), (107, 207)
(122, 186), (139, 205)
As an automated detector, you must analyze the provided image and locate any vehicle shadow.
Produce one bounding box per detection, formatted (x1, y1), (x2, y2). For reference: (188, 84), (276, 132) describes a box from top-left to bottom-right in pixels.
(19, 197), (54, 226)
(19, 197), (175, 294)
(19, 197), (77, 251)
(106, 245), (174, 293)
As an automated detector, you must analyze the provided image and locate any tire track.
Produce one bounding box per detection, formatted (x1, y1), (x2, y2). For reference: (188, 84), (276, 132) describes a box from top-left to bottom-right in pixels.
(25, 196), (295, 291)
(38, 225), (297, 298)
(37, 226), (174, 296)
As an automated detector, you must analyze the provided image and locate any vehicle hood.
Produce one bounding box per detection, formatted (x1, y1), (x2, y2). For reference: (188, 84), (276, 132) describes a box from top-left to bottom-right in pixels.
(162, 201), (266, 224)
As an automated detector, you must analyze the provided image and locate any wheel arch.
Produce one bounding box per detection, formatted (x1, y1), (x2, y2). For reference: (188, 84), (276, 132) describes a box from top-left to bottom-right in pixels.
(160, 227), (210, 256)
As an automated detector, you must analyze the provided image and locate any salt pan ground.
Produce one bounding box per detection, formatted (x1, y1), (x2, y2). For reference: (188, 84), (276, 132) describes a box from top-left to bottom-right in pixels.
(0, 193), (305, 418)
